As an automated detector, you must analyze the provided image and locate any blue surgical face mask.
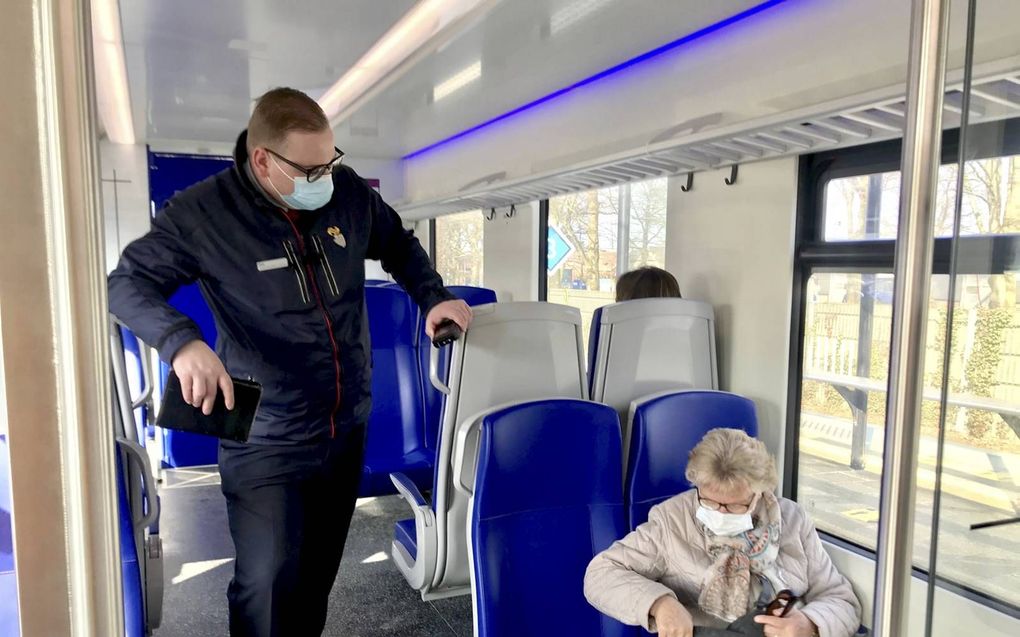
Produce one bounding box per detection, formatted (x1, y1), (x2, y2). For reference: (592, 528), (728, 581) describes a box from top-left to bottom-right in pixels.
(696, 505), (754, 537)
(268, 155), (334, 210)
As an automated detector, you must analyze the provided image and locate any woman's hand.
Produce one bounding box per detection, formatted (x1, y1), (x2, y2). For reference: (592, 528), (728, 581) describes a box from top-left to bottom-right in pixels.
(650, 595), (694, 637)
(754, 608), (818, 637)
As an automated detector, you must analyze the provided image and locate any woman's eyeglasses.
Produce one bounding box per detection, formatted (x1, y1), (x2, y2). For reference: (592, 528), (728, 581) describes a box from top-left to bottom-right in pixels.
(696, 488), (756, 514)
(267, 147), (345, 183)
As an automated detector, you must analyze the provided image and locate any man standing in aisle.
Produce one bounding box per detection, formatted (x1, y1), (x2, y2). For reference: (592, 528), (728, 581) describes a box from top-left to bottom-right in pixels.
(108, 87), (472, 637)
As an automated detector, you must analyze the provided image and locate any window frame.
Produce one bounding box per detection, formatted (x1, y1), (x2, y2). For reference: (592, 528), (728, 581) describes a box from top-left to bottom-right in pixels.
(785, 116), (1020, 617)
(432, 209), (486, 288)
(537, 178), (670, 300)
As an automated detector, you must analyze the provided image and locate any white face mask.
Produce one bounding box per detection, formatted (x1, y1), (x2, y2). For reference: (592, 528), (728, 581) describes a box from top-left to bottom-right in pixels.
(697, 505), (754, 537)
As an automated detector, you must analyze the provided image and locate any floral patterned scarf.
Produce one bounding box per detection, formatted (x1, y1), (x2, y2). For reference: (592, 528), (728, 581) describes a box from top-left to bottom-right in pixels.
(698, 491), (782, 622)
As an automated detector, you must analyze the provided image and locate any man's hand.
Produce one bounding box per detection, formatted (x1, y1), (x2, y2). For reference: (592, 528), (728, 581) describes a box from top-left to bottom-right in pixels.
(754, 608), (818, 637)
(650, 595), (694, 637)
(425, 299), (472, 339)
(172, 340), (234, 415)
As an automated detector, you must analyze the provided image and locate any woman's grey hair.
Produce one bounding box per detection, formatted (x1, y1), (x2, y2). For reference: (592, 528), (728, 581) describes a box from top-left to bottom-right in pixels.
(685, 428), (778, 493)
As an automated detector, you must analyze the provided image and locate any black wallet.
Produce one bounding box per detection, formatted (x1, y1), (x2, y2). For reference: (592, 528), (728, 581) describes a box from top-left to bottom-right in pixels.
(156, 371), (262, 442)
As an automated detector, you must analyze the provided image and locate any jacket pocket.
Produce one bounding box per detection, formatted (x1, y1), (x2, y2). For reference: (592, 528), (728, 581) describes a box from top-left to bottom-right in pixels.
(255, 240), (316, 313)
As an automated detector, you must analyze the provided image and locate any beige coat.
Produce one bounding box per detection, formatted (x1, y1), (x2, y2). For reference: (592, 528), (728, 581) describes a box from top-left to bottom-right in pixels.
(584, 490), (861, 637)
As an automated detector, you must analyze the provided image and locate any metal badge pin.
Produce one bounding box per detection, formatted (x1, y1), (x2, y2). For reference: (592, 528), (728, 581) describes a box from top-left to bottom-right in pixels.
(327, 226), (346, 248)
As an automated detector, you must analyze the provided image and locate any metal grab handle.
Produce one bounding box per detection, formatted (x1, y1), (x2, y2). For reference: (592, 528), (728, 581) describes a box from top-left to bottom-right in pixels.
(429, 344), (451, 396)
(116, 437), (159, 532)
(131, 340), (155, 411)
(109, 320), (137, 442)
(110, 316), (155, 411)
(428, 319), (461, 395)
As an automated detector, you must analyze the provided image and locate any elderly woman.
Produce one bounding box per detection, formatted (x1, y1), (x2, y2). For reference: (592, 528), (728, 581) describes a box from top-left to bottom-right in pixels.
(585, 428), (860, 637)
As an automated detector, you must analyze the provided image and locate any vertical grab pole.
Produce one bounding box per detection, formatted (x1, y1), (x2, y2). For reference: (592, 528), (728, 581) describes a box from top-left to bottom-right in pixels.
(872, 0), (950, 635)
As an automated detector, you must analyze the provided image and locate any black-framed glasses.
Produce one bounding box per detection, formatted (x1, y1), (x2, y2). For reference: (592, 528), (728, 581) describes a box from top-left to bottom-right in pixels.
(267, 146), (345, 183)
(696, 488), (757, 514)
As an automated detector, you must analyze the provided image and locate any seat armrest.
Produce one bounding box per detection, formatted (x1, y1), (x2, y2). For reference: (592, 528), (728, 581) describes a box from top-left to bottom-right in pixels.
(389, 472), (438, 593)
(390, 471), (429, 508)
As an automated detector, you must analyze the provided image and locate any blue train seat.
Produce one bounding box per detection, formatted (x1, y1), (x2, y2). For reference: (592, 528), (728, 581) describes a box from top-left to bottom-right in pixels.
(0, 434), (18, 636)
(458, 399), (634, 637)
(365, 279), (391, 286)
(390, 302), (586, 600)
(117, 451), (146, 637)
(112, 323), (164, 635)
(626, 390), (758, 529)
(418, 285), (497, 451)
(361, 286), (431, 496)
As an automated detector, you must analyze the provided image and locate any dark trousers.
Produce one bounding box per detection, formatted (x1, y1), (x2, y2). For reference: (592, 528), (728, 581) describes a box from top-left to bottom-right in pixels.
(219, 425), (366, 637)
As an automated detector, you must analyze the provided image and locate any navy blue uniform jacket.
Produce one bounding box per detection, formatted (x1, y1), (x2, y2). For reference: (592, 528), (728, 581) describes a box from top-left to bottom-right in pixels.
(108, 131), (453, 444)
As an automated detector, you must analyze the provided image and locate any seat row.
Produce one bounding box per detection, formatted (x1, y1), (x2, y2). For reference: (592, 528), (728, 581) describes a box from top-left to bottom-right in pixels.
(389, 298), (752, 613)
(118, 279), (496, 502)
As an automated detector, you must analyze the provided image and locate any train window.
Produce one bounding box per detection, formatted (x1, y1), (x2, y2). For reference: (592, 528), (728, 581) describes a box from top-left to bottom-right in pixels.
(791, 121), (1020, 611)
(434, 210), (484, 287)
(798, 270), (1020, 606)
(546, 178), (668, 341)
(823, 155), (1020, 241)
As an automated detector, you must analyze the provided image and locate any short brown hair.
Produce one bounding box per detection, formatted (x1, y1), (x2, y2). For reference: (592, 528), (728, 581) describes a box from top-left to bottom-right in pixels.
(615, 266), (681, 302)
(247, 87), (329, 151)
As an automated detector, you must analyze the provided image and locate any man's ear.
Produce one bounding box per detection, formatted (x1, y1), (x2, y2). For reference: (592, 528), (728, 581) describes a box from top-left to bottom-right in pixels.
(250, 147), (268, 178)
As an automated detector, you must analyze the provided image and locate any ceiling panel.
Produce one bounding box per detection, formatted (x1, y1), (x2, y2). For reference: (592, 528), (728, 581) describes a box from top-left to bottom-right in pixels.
(338, 0), (766, 157)
(120, 0), (772, 157)
(120, 0), (418, 144)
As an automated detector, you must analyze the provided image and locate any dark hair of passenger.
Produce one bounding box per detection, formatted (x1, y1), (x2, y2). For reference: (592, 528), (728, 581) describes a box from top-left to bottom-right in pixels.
(247, 87), (330, 151)
(615, 266), (682, 302)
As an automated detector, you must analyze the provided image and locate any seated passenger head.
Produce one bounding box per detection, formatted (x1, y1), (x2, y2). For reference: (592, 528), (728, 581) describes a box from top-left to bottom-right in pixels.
(615, 266), (681, 302)
(246, 87), (343, 210)
(685, 428), (777, 530)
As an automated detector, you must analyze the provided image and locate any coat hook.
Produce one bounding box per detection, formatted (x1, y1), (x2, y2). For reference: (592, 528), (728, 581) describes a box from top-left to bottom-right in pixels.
(485, 207), (496, 221)
(680, 172), (694, 192)
(725, 164), (739, 186)
(505, 204), (516, 219)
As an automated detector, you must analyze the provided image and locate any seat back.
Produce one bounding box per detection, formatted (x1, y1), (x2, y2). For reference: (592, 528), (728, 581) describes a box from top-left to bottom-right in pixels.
(361, 286), (429, 496)
(364, 278), (391, 286)
(465, 400), (634, 637)
(433, 302), (586, 594)
(116, 450), (146, 637)
(588, 298), (718, 422)
(419, 285), (497, 450)
(626, 390), (757, 529)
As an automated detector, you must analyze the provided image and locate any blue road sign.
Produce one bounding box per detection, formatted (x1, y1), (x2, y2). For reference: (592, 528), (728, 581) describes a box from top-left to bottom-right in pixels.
(547, 225), (575, 272)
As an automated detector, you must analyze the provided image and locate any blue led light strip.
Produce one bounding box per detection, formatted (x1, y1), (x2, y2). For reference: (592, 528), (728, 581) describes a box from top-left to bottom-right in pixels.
(403, 0), (789, 160)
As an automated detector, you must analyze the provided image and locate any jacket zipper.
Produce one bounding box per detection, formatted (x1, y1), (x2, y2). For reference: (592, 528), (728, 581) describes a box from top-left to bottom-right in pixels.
(280, 213), (342, 438)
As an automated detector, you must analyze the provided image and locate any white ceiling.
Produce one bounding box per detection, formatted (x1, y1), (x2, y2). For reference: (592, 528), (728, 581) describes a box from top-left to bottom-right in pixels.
(119, 0), (766, 158)
(120, 0), (418, 147)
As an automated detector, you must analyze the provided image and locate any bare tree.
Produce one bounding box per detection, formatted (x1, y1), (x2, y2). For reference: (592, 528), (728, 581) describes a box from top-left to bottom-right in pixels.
(435, 211), (484, 286)
(963, 158), (1005, 234)
(628, 179), (668, 267)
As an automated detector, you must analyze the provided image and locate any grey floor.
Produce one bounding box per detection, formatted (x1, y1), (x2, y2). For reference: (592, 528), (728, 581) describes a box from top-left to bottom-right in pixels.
(155, 466), (472, 637)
